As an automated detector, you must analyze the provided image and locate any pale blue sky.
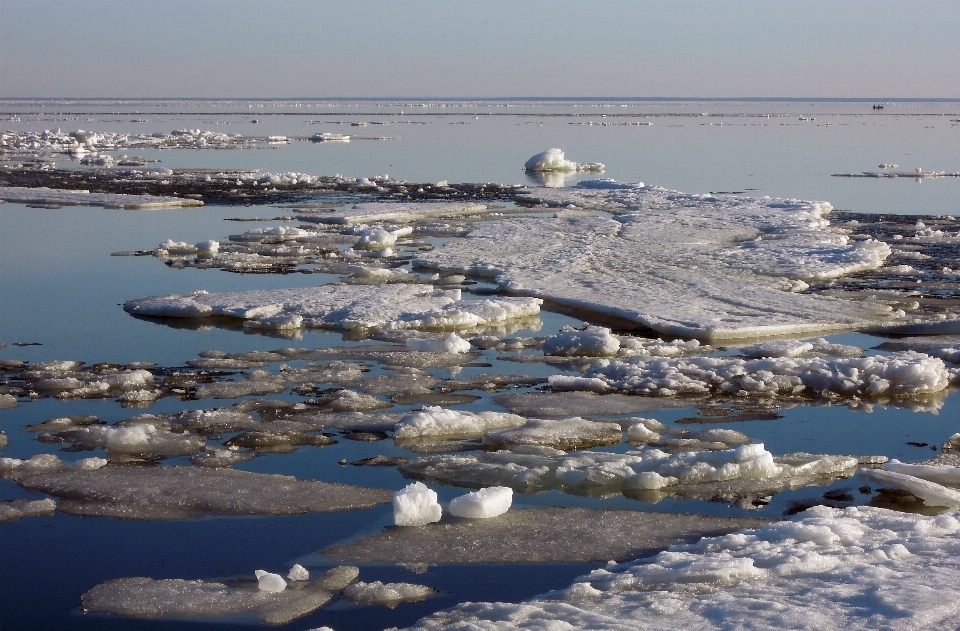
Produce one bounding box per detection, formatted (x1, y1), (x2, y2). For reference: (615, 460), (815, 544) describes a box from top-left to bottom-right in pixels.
(2, 0), (958, 98)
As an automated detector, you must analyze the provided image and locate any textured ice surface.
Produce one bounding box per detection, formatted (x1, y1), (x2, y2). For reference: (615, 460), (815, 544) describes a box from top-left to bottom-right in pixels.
(0, 186), (203, 209)
(255, 570), (287, 593)
(483, 418), (624, 451)
(524, 148), (604, 173)
(124, 286), (541, 332)
(543, 326), (621, 357)
(8, 466), (391, 519)
(0, 498), (57, 523)
(406, 333), (472, 354)
(326, 507), (767, 564)
(394, 481), (442, 527)
(860, 468), (960, 508)
(70, 424), (206, 456)
(549, 350), (955, 399)
(394, 406), (527, 442)
(288, 564), (310, 582)
(342, 581), (437, 607)
(494, 391), (691, 417)
(402, 506), (960, 631)
(448, 486), (513, 519)
(81, 566), (359, 625)
(302, 201), (488, 225)
(415, 183), (909, 341)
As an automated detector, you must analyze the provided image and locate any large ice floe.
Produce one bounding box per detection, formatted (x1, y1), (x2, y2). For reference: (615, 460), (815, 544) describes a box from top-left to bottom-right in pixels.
(414, 181), (912, 341)
(0, 186), (203, 209)
(297, 201), (489, 225)
(402, 506), (960, 631)
(123, 286), (541, 332)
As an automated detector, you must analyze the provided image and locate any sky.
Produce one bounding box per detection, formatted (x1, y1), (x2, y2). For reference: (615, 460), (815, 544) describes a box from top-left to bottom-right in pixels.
(1, 0), (958, 99)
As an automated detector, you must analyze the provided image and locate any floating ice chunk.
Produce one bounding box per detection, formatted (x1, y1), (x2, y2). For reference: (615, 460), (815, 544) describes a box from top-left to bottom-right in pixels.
(406, 333), (472, 354)
(0, 186), (203, 209)
(393, 481), (442, 527)
(255, 570), (287, 593)
(0, 394), (19, 409)
(860, 469), (960, 508)
(0, 498), (57, 523)
(311, 132), (350, 142)
(524, 148), (605, 173)
(627, 422), (661, 443)
(483, 418), (623, 451)
(448, 486), (513, 519)
(76, 457), (108, 471)
(288, 564), (309, 582)
(73, 424), (205, 456)
(304, 201), (488, 225)
(0, 453), (65, 472)
(543, 326), (621, 356)
(394, 406), (526, 441)
(342, 581), (437, 607)
(883, 459), (960, 487)
(351, 225), (413, 249)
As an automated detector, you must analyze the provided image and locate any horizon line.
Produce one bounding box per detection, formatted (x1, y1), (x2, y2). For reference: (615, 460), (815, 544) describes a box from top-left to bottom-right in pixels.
(2, 96), (960, 102)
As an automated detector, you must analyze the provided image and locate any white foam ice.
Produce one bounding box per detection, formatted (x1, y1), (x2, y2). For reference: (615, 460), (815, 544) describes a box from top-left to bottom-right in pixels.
(0, 186), (203, 209)
(406, 333), (472, 354)
(124, 286), (541, 332)
(303, 201), (488, 225)
(448, 486), (513, 519)
(393, 481), (442, 527)
(348, 224), (414, 249)
(394, 406), (527, 441)
(404, 506), (960, 631)
(543, 326), (621, 357)
(738, 337), (863, 358)
(524, 148), (604, 173)
(415, 182), (909, 341)
(549, 350), (955, 399)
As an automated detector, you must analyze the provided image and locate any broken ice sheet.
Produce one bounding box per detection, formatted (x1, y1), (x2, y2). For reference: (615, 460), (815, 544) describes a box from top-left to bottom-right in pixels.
(81, 566), (360, 625)
(0, 186), (203, 209)
(7, 466), (391, 519)
(296, 201), (489, 225)
(324, 507), (767, 564)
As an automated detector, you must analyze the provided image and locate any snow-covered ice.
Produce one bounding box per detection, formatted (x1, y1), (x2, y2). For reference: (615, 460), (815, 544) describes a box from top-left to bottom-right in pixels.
(394, 406), (527, 442)
(406, 333), (472, 354)
(0, 186), (203, 209)
(255, 570), (287, 593)
(543, 326), (621, 356)
(393, 481), (442, 527)
(448, 486), (513, 519)
(342, 581), (437, 607)
(524, 148), (604, 173)
(300, 201), (488, 225)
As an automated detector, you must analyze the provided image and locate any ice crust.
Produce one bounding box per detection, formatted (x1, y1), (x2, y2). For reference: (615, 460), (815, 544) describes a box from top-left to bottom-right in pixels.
(402, 506), (960, 631)
(524, 148), (604, 173)
(415, 182), (907, 341)
(406, 333), (472, 354)
(302, 201), (488, 225)
(483, 418), (624, 451)
(393, 406), (527, 442)
(342, 581), (437, 607)
(394, 481), (442, 527)
(543, 326), (622, 356)
(0, 186), (203, 209)
(549, 350), (954, 399)
(124, 286), (541, 332)
(448, 486), (513, 519)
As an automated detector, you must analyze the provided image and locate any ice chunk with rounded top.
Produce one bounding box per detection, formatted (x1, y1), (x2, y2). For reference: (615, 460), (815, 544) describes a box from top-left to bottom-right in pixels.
(524, 148), (605, 173)
(255, 570), (286, 593)
(394, 406), (526, 441)
(393, 482), (442, 527)
(287, 564), (309, 582)
(543, 326), (621, 357)
(448, 486), (513, 519)
(406, 333), (472, 354)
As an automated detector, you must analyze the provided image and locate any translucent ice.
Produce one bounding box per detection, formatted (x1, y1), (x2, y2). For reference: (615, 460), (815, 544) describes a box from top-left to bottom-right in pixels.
(255, 570), (287, 593)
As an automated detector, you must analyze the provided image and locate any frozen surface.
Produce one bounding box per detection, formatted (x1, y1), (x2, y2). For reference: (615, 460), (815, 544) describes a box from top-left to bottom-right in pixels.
(448, 486), (513, 519)
(0, 186), (203, 209)
(342, 581), (438, 608)
(415, 183), (912, 341)
(402, 506), (960, 631)
(301, 201), (488, 225)
(524, 148), (604, 173)
(406, 333), (472, 354)
(81, 565), (359, 625)
(483, 418), (624, 451)
(394, 406), (527, 442)
(0, 498), (56, 523)
(7, 466), (391, 519)
(543, 326), (622, 357)
(326, 507), (767, 564)
(494, 391), (691, 418)
(124, 286), (541, 332)
(394, 481), (443, 527)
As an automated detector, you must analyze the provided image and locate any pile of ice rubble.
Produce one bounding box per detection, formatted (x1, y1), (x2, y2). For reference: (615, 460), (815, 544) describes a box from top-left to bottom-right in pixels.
(403, 506), (960, 631)
(0, 128), (284, 156)
(393, 481), (514, 526)
(81, 564), (436, 625)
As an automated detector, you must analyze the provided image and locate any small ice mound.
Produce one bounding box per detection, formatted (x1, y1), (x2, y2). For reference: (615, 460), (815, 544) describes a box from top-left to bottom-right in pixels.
(76, 457), (108, 471)
(448, 486), (513, 519)
(342, 581), (437, 608)
(0, 453), (65, 472)
(255, 570), (287, 593)
(393, 481), (442, 527)
(350, 225), (413, 250)
(406, 333), (472, 354)
(524, 148), (604, 173)
(627, 422), (661, 444)
(483, 418), (623, 452)
(394, 407), (527, 442)
(0, 498), (57, 523)
(543, 326), (621, 357)
(287, 564), (309, 582)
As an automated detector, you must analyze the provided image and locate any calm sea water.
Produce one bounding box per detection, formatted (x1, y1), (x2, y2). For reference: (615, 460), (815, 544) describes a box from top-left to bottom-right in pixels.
(1, 99), (958, 630)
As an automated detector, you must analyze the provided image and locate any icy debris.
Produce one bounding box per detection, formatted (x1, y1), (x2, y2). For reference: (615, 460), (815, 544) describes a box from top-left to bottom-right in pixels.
(483, 418), (624, 452)
(349, 224), (413, 250)
(170, 409), (260, 433)
(314, 389), (391, 413)
(343, 581), (437, 607)
(325, 507), (768, 564)
(738, 337), (863, 358)
(618, 337), (706, 357)
(303, 201), (488, 225)
(124, 285), (541, 332)
(224, 429), (335, 453)
(156, 239), (219, 256)
(884, 459), (960, 485)
(0, 453), (65, 472)
(81, 565), (360, 625)
(524, 148), (604, 173)
(416, 183), (907, 341)
(191, 448), (256, 468)
(76, 457), (108, 471)
(311, 132), (350, 142)
(196, 377), (287, 399)
(0, 498), (56, 523)
(543, 326), (621, 357)
(71, 424), (205, 457)
(406, 333), (472, 354)
(9, 466), (391, 519)
(394, 406), (527, 441)
(495, 391), (690, 418)
(0, 186), (203, 209)
(288, 565), (310, 582)
(0, 394), (18, 409)
(448, 486), (513, 519)
(550, 350), (953, 399)
(255, 570), (287, 593)
(861, 469), (960, 508)
(627, 421), (662, 443)
(393, 481), (442, 527)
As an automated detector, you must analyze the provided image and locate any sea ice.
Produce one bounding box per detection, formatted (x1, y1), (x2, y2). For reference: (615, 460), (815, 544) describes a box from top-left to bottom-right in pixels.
(0, 186), (203, 209)
(860, 468), (960, 508)
(524, 148), (604, 173)
(542, 326), (621, 356)
(393, 406), (527, 442)
(0, 498), (57, 523)
(301, 201), (488, 225)
(393, 481), (442, 527)
(288, 564), (310, 582)
(342, 581), (437, 607)
(483, 418), (624, 451)
(448, 486), (513, 519)
(406, 333), (472, 354)
(255, 570), (287, 593)
(124, 285), (541, 332)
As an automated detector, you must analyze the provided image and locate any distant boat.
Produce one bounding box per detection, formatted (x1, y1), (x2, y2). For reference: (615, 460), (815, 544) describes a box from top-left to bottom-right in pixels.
(872, 104), (884, 110)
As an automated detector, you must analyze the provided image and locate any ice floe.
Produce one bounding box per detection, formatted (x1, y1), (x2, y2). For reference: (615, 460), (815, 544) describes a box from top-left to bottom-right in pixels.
(483, 418), (624, 451)
(448, 486), (513, 519)
(524, 148), (605, 173)
(543, 325), (621, 357)
(415, 182), (911, 341)
(342, 581), (437, 608)
(403, 506), (960, 631)
(0, 186), (203, 209)
(299, 201), (488, 225)
(124, 286), (541, 332)
(0, 498), (57, 523)
(394, 406), (527, 442)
